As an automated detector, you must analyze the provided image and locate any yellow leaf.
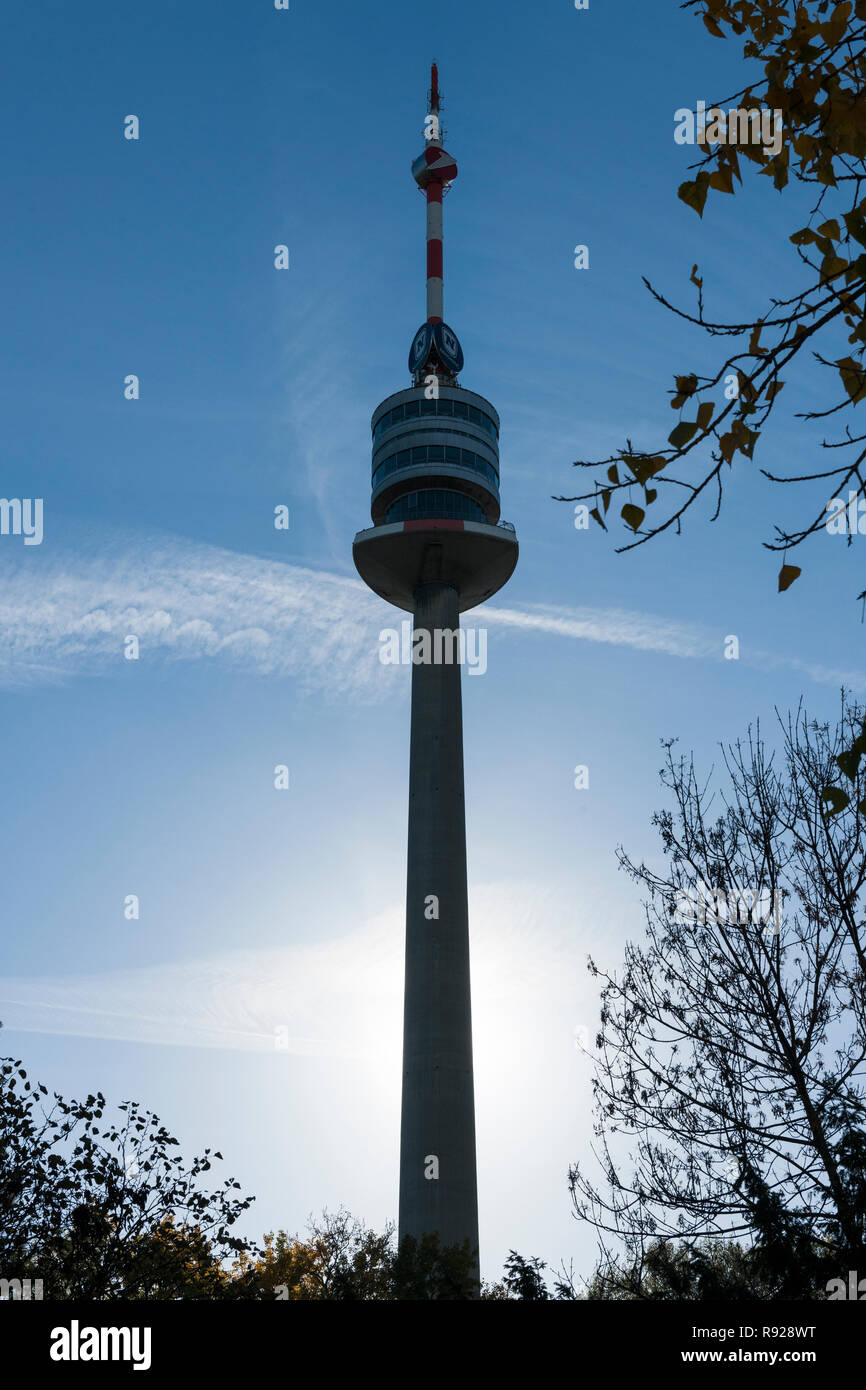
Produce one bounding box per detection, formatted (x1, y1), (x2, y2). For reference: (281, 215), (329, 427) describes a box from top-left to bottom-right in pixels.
(709, 165), (734, 194)
(678, 175), (710, 217)
(821, 255), (848, 281)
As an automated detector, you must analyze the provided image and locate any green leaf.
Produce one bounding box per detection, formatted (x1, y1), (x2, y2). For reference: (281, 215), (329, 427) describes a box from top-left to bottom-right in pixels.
(629, 455), (666, 485)
(836, 749), (862, 781)
(843, 211), (866, 245)
(669, 420), (699, 448)
(822, 786), (850, 817)
(844, 253), (866, 282)
(678, 174), (710, 218)
(821, 253), (848, 281)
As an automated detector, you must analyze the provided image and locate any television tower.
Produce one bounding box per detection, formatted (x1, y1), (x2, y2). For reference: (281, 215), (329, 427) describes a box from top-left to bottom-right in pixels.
(353, 65), (518, 1286)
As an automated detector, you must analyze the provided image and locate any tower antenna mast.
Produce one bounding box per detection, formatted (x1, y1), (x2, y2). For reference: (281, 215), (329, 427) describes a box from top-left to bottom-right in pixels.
(412, 62), (457, 328)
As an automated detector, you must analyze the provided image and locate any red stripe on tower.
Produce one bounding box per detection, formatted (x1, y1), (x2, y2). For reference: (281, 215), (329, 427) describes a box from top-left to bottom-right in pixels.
(412, 63), (457, 327)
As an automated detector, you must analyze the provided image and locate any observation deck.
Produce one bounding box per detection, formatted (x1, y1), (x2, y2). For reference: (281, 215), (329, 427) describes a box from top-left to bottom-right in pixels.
(354, 380), (517, 612)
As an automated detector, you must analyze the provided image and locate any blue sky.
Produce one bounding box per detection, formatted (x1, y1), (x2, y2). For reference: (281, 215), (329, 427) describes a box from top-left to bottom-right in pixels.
(1, 0), (864, 1285)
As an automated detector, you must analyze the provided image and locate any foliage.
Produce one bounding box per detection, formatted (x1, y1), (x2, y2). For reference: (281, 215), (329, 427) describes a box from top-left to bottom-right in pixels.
(235, 1208), (482, 1300)
(585, 1234), (820, 1299)
(0, 1045), (564, 1302)
(499, 1250), (578, 1300)
(557, 1), (866, 809)
(562, 0), (866, 577)
(0, 1034), (258, 1299)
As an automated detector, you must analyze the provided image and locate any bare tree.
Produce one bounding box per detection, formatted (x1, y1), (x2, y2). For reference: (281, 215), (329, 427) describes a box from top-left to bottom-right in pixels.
(571, 696), (866, 1297)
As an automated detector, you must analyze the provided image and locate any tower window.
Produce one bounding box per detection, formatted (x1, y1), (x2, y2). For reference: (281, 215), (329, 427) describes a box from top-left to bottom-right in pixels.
(373, 397), (497, 440)
(385, 489), (486, 524)
(372, 446), (499, 491)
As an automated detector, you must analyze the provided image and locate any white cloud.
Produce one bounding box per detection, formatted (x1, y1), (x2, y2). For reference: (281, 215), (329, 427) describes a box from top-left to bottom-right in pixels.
(0, 535), (389, 699)
(0, 532), (862, 695)
(480, 601), (716, 660)
(481, 600), (866, 692)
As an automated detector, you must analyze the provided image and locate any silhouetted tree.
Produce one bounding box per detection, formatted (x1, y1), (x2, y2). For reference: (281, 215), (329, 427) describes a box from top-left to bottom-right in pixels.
(585, 1236), (796, 1300)
(0, 1034), (258, 1298)
(502, 1251), (551, 1300)
(571, 697), (866, 1299)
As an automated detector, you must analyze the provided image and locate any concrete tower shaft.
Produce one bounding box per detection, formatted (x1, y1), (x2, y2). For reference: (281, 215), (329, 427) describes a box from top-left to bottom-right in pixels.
(399, 581), (478, 1256)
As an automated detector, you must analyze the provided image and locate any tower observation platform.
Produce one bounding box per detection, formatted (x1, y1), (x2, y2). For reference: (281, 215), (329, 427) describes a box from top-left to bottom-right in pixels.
(354, 383), (517, 612)
(352, 64), (518, 1289)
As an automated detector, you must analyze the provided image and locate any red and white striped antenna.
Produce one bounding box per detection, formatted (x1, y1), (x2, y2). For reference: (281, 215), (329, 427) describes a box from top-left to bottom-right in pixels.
(412, 63), (458, 325)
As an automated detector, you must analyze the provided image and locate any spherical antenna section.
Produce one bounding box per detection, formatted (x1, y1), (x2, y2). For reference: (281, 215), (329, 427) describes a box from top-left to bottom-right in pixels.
(412, 146), (458, 190)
